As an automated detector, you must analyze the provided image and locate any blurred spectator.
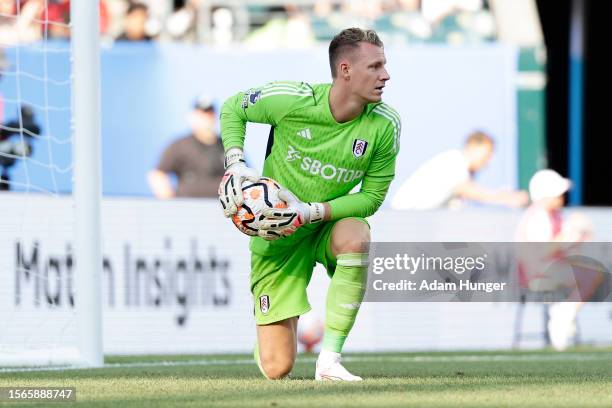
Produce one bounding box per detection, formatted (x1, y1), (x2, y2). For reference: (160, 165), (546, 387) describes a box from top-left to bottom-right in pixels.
(245, 5), (315, 49)
(373, 0), (432, 44)
(0, 105), (40, 190)
(397, 0), (421, 11)
(42, 0), (109, 39)
(148, 94), (225, 198)
(210, 7), (234, 47)
(421, 0), (478, 24)
(0, 0), (495, 46)
(341, 0), (383, 23)
(391, 130), (528, 210)
(165, 0), (200, 42)
(117, 2), (152, 41)
(421, 0), (495, 44)
(314, 0), (333, 17)
(516, 170), (572, 243)
(0, 48), (7, 122)
(311, 0), (344, 41)
(0, 0), (43, 44)
(45, 0), (70, 39)
(515, 169), (605, 351)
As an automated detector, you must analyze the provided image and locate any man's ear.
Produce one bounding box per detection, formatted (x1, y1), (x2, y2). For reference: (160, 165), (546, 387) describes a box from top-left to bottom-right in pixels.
(338, 59), (350, 80)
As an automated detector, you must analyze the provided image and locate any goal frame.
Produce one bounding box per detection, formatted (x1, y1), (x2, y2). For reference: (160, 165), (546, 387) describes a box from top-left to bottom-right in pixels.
(71, 0), (104, 367)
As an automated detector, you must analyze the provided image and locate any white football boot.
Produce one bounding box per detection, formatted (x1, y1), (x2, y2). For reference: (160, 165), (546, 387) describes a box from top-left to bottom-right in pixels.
(547, 302), (580, 351)
(315, 351), (362, 381)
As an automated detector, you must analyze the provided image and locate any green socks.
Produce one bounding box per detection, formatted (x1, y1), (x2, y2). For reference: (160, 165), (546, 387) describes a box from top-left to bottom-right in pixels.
(322, 253), (368, 353)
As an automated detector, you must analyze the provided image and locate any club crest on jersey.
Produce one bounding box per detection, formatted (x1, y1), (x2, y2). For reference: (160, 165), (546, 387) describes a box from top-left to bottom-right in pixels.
(249, 90), (262, 104)
(242, 89), (262, 108)
(259, 295), (270, 314)
(352, 139), (368, 158)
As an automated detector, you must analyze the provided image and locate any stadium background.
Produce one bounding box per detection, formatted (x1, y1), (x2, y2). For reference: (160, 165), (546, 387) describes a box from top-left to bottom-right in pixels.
(1, 0), (611, 358)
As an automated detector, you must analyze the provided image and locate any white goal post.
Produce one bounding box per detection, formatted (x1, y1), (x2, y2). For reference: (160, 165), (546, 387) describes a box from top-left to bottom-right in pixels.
(0, 1), (103, 368)
(71, 0), (104, 368)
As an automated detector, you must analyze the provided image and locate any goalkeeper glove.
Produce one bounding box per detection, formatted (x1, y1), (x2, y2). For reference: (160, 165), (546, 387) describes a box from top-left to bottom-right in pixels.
(218, 148), (259, 217)
(258, 189), (325, 240)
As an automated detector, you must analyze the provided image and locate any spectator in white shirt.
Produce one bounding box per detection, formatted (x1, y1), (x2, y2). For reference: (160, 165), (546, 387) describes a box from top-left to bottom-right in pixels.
(515, 169), (604, 351)
(391, 130), (528, 210)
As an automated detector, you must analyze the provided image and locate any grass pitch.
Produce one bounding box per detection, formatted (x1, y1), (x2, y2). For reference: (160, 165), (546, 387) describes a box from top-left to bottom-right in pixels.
(1, 348), (611, 407)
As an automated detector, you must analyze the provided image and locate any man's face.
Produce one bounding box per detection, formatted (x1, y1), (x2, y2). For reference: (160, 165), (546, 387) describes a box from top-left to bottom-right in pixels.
(466, 143), (494, 172)
(126, 9), (148, 37)
(344, 42), (390, 103)
(191, 109), (217, 139)
(542, 195), (564, 210)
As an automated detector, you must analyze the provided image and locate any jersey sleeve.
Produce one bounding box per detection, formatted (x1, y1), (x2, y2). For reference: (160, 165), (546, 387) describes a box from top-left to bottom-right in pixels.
(220, 81), (314, 152)
(328, 115), (400, 220)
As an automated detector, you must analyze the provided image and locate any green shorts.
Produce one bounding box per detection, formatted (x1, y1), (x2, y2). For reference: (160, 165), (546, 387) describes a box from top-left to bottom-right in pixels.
(250, 217), (369, 325)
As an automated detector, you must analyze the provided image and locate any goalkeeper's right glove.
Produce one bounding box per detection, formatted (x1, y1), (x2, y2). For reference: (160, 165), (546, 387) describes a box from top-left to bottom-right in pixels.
(218, 148), (259, 217)
(258, 189), (325, 240)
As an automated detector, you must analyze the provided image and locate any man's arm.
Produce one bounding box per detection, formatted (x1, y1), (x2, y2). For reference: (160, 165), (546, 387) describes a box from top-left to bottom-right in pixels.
(219, 82), (314, 216)
(150, 142), (179, 199)
(324, 170), (395, 220)
(220, 82), (314, 151)
(147, 170), (175, 199)
(326, 122), (399, 220)
(455, 181), (529, 208)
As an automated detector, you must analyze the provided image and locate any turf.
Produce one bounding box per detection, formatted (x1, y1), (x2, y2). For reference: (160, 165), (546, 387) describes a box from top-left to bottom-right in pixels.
(1, 348), (611, 407)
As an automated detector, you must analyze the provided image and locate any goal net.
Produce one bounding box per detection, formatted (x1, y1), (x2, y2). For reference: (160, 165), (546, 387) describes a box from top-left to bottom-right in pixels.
(0, 1), (102, 368)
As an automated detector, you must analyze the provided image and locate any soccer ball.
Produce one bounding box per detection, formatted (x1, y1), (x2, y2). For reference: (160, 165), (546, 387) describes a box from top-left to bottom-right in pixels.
(297, 312), (324, 353)
(230, 177), (287, 236)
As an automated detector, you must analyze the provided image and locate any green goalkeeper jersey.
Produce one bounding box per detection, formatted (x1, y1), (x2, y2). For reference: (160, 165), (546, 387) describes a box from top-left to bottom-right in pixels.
(221, 81), (401, 254)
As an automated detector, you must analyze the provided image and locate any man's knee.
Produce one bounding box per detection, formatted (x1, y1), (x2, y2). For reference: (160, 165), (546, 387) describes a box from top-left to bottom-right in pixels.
(260, 352), (295, 379)
(256, 317), (297, 379)
(331, 218), (371, 256)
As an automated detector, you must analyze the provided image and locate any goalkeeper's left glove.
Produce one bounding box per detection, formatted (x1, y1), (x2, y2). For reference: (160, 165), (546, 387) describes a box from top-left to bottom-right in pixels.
(218, 148), (259, 217)
(258, 189), (326, 240)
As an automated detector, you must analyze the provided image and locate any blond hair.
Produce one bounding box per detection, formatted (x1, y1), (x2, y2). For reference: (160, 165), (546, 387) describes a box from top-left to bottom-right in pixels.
(329, 28), (383, 78)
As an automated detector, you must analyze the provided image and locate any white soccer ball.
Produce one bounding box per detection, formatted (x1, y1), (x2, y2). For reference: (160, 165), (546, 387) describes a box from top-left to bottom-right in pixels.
(230, 177), (287, 237)
(297, 312), (324, 352)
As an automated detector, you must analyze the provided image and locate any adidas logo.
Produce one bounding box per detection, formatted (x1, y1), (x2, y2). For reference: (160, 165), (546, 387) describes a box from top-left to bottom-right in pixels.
(297, 128), (312, 140)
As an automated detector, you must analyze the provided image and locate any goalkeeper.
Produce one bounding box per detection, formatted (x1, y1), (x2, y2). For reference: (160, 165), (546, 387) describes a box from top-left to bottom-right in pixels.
(218, 28), (400, 381)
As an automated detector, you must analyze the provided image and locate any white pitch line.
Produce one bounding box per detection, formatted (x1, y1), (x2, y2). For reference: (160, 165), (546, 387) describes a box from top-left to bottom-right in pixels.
(1, 353), (611, 374)
(344, 353), (612, 363)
